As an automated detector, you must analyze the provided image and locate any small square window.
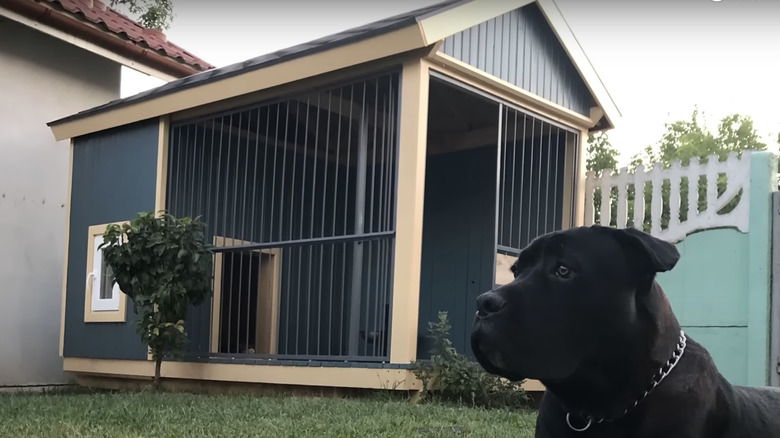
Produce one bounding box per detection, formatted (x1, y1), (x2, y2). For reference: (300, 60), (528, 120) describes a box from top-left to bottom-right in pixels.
(84, 223), (127, 323)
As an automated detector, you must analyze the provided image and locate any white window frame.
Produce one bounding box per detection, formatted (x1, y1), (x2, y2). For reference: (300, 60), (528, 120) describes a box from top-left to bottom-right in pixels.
(89, 233), (121, 311)
(84, 223), (127, 323)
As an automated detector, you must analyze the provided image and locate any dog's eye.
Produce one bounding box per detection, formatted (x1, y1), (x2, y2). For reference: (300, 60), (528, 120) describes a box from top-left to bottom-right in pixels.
(554, 264), (573, 279)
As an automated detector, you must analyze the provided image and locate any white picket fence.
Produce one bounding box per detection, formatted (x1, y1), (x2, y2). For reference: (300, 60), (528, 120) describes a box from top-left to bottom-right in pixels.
(583, 151), (751, 243)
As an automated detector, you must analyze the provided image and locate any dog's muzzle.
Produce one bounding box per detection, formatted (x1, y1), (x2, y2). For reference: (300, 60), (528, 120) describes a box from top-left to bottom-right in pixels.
(475, 291), (506, 318)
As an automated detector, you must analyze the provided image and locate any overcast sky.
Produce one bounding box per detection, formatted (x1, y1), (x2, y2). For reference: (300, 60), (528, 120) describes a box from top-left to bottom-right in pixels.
(121, 0), (780, 166)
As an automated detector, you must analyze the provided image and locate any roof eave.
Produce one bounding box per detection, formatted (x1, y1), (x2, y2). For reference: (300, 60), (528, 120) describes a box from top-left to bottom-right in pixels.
(46, 0), (620, 139)
(0, 0), (211, 79)
(535, 0), (621, 132)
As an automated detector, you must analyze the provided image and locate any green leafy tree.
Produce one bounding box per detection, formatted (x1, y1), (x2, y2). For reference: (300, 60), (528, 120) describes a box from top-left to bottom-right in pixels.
(109, 0), (174, 31)
(625, 108), (768, 230)
(585, 131), (620, 224)
(100, 211), (213, 390)
(586, 131), (619, 174)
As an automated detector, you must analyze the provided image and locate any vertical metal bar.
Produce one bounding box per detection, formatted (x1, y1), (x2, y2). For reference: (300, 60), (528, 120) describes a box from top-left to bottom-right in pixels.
(219, 115), (232, 245)
(189, 124), (198, 217)
(164, 126), (175, 214)
(328, 88), (343, 355)
(518, 112), (527, 249)
(305, 94), (321, 355)
(366, 78), (381, 356)
(572, 132), (580, 227)
(196, 122), (206, 216)
(498, 107), (508, 248)
(205, 120), (216, 239)
(544, 122), (552, 232)
(213, 117), (226, 352)
(259, 107), (271, 243)
(231, 114), (244, 353)
(381, 77), (397, 357)
(168, 125), (176, 214)
(295, 98), (311, 354)
(348, 85), (368, 356)
(316, 91), (332, 355)
(340, 84), (354, 355)
(552, 127), (560, 229)
(230, 113), (242, 244)
(383, 79), (394, 234)
(289, 100), (300, 242)
(373, 80), (390, 355)
(241, 110), (253, 353)
(174, 124), (185, 216)
(239, 113), (250, 243)
(205, 120), (218, 352)
(535, 120), (543, 238)
(269, 103), (280, 244)
(279, 102), (290, 242)
(525, 116), (535, 246)
(492, 103), (504, 287)
(283, 100), (299, 355)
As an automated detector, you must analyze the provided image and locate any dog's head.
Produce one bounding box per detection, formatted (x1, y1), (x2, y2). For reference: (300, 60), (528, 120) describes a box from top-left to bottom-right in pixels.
(470, 225), (680, 383)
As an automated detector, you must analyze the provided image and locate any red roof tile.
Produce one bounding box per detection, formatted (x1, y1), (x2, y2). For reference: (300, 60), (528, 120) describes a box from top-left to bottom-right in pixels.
(3, 0), (214, 76)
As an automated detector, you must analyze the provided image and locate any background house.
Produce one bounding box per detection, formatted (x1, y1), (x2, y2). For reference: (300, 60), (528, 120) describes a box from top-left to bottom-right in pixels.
(0, 0), (212, 389)
(47, 0), (620, 394)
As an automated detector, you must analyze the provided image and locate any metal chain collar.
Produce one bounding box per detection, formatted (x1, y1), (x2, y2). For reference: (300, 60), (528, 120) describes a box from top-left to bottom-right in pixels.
(565, 330), (688, 433)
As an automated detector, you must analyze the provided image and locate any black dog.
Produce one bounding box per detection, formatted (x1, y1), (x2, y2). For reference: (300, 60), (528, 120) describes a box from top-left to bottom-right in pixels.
(471, 225), (780, 437)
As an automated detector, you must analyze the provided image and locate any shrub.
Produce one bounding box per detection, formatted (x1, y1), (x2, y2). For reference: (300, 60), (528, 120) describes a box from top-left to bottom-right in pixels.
(100, 211), (213, 390)
(411, 311), (529, 410)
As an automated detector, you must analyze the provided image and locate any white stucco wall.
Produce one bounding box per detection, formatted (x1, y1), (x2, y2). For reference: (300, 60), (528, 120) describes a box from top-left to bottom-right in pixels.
(0, 17), (121, 386)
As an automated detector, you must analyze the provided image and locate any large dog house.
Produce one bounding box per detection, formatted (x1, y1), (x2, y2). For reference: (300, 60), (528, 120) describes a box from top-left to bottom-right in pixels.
(50, 0), (619, 392)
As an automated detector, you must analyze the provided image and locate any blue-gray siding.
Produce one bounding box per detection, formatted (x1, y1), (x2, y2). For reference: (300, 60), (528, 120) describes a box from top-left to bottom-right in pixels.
(63, 119), (159, 359)
(439, 3), (593, 116)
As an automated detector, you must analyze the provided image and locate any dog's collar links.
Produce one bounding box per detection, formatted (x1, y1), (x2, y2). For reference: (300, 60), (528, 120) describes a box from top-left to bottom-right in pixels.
(565, 330), (687, 433)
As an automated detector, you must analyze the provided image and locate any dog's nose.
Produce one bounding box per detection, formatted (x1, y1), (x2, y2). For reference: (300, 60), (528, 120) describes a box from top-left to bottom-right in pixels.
(476, 291), (505, 317)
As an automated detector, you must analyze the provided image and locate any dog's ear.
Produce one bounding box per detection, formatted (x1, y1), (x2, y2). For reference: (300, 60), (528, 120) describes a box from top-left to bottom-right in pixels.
(610, 226), (680, 273)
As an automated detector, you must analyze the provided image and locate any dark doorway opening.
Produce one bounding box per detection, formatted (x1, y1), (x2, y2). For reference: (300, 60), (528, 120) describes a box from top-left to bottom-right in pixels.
(417, 76), (501, 360)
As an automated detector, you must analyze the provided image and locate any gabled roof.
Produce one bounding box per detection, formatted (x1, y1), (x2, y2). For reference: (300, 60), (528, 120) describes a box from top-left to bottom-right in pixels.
(0, 0), (214, 78)
(47, 0), (620, 139)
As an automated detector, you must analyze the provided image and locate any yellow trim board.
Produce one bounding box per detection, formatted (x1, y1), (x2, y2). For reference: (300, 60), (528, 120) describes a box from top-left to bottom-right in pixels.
(83, 223), (128, 323)
(59, 140), (75, 357)
(535, 0), (621, 130)
(388, 59), (430, 364)
(63, 357), (546, 392)
(49, 25), (427, 141)
(64, 357), (421, 391)
(427, 53), (594, 131)
(154, 116), (169, 216)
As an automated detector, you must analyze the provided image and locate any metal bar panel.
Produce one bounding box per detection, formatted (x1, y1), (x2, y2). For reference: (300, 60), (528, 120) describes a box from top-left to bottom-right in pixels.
(348, 94), (369, 356)
(166, 72), (400, 361)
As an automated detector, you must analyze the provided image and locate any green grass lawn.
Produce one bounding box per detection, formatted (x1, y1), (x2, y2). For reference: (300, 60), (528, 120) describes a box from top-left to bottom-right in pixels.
(0, 389), (537, 437)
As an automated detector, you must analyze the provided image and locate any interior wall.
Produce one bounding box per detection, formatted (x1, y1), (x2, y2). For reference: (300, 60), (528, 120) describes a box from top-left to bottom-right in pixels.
(417, 78), (499, 360)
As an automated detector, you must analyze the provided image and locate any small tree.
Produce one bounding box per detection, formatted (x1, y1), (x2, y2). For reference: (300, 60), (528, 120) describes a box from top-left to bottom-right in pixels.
(100, 211), (213, 390)
(109, 0), (174, 31)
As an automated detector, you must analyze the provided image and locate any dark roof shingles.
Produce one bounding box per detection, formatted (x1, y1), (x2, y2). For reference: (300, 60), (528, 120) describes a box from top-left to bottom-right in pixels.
(49, 0), (466, 126)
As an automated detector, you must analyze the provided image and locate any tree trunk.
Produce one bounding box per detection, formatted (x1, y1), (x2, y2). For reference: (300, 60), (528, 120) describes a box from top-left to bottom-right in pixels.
(153, 355), (162, 390)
